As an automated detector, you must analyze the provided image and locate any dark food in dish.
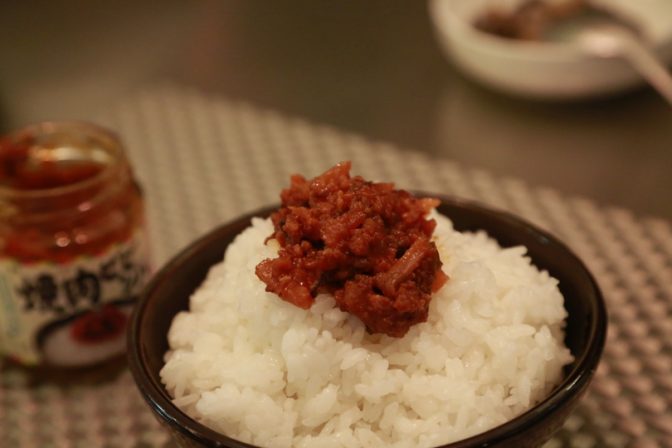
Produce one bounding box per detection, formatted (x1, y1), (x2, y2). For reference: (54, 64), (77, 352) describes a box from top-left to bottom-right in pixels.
(474, 0), (640, 41)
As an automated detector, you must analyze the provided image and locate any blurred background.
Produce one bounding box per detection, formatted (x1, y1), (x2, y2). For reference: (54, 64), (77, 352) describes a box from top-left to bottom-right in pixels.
(1, 0), (670, 219)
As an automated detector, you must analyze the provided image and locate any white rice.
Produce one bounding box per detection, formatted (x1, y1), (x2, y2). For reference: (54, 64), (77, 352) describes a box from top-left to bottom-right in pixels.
(161, 212), (573, 448)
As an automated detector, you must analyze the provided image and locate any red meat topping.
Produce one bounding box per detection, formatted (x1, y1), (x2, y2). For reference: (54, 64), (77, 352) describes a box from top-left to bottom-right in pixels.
(255, 162), (448, 337)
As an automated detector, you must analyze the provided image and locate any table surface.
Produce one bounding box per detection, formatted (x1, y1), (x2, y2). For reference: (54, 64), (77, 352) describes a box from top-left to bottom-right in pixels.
(1, 0), (671, 221)
(1, 83), (670, 448)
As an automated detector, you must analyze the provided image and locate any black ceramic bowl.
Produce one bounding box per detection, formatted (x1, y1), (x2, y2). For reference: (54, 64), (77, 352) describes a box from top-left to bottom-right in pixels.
(128, 196), (607, 448)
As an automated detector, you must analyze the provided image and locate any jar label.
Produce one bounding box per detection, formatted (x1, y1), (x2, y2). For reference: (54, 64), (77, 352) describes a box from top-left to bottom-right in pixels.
(0, 232), (150, 367)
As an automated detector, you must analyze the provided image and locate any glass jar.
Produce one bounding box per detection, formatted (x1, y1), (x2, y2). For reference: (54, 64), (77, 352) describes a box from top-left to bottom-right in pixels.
(0, 121), (150, 370)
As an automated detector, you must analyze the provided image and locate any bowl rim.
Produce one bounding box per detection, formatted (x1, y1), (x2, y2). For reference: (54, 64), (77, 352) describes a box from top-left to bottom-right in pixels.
(128, 194), (608, 448)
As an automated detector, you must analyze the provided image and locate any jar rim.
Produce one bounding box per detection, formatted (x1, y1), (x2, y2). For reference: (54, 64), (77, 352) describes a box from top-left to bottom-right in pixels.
(0, 121), (126, 200)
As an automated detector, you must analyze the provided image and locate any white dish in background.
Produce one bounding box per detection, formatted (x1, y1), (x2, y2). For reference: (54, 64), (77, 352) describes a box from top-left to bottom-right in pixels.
(429, 0), (672, 100)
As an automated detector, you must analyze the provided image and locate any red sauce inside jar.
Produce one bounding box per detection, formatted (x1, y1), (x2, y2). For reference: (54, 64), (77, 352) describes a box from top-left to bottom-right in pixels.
(0, 135), (104, 190)
(0, 122), (149, 370)
(0, 130), (144, 264)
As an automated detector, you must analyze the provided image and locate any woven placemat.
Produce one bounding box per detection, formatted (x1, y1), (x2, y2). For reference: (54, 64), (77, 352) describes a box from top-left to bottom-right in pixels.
(1, 84), (670, 447)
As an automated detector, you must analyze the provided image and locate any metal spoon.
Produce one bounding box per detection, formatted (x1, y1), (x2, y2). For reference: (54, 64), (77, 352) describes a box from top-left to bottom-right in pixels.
(545, 5), (672, 105)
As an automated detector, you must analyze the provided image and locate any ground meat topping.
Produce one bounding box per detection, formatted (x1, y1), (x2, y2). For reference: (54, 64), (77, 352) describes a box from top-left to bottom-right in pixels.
(255, 162), (448, 337)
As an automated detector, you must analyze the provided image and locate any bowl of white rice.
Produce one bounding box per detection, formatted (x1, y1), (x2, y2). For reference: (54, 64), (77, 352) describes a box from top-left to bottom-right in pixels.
(128, 195), (607, 448)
